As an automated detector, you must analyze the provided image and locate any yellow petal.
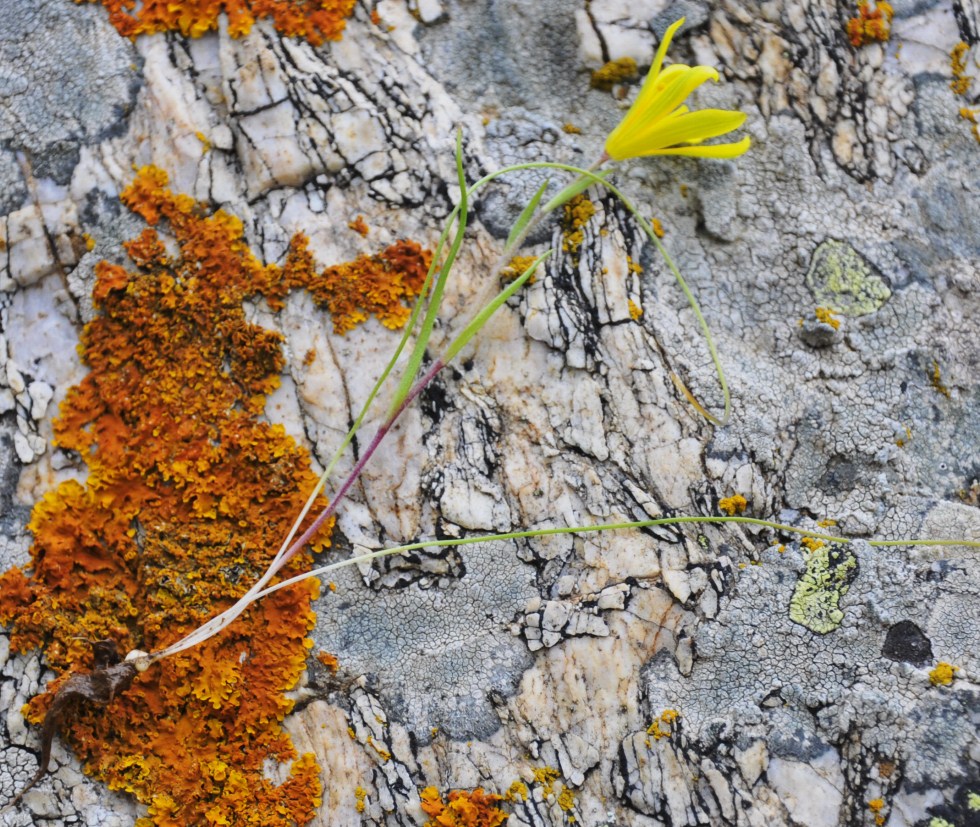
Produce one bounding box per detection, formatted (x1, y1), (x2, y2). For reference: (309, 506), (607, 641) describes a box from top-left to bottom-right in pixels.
(643, 135), (752, 159)
(612, 109), (745, 158)
(627, 65), (719, 133)
(628, 18), (687, 116)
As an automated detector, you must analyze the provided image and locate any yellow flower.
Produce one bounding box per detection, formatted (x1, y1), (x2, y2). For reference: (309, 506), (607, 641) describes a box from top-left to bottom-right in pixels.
(605, 18), (750, 161)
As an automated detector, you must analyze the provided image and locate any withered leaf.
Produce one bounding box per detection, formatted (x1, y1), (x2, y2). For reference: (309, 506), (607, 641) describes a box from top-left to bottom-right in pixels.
(7, 640), (137, 807)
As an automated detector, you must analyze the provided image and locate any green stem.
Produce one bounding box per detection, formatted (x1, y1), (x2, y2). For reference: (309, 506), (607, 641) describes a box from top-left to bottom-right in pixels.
(253, 515), (980, 600)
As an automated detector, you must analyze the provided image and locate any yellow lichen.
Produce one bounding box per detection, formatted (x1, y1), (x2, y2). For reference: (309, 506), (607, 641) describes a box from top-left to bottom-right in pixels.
(814, 306), (841, 329)
(628, 299), (643, 320)
(646, 709), (680, 740)
(846, 1), (893, 47)
(929, 662), (958, 686)
(869, 798), (885, 826)
(801, 536), (826, 552)
(419, 786), (509, 827)
(950, 42), (972, 96)
(0, 166), (428, 826)
(502, 255), (540, 284)
(562, 123), (582, 134)
(590, 57), (638, 91)
(930, 359), (951, 398)
(650, 217), (665, 238)
(948, 42), (980, 142)
(79, 0), (358, 45)
(355, 786), (367, 813)
(560, 195), (596, 261)
(556, 785), (576, 813)
(718, 494), (747, 516)
(504, 780), (528, 802)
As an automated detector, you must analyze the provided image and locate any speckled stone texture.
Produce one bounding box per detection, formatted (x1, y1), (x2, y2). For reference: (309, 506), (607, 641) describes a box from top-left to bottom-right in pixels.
(2, 0), (979, 825)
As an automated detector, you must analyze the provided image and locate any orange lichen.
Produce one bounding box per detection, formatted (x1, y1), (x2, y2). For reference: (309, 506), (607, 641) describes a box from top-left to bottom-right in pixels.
(0, 166), (427, 825)
(718, 494), (747, 516)
(348, 215), (370, 236)
(650, 217), (665, 238)
(801, 536), (826, 552)
(590, 57), (638, 91)
(814, 306), (841, 329)
(869, 798), (886, 826)
(316, 651), (339, 671)
(846, 1), (894, 47)
(309, 239), (430, 334)
(628, 299), (643, 320)
(419, 786), (509, 827)
(561, 123), (582, 134)
(78, 0), (357, 45)
(929, 662), (958, 686)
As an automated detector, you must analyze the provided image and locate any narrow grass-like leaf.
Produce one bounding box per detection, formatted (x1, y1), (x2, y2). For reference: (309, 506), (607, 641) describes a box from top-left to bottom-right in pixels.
(506, 179), (550, 249)
(441, 251), (551, 364)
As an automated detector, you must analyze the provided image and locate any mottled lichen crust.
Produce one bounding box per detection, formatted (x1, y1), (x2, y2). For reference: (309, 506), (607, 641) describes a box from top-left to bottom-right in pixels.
(788, 542), (859, 633)
(0, 0), (140, 204)
(805, 240), (892, 317)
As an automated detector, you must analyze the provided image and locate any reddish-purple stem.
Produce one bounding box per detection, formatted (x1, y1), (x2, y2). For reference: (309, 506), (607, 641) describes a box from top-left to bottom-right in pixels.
(268, 357), (446, 578)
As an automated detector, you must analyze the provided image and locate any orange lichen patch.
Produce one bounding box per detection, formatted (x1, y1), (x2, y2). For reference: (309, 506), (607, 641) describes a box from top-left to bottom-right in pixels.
(305, 239), (430, 334)
(846, 1), (894, 47)
(650, 217), (665, 238)
(562, 123), (582, 134)
(316, 651), (339, 671)
(590, 57), (638, 91)
(628, 299), (643, 321)
(420, 786), (509, 827)
(801, 536), (826, 552)
(929, 662), (958, 686)
(79, 0), (358, 45)
(348, 215), (370, 236)
(0, 166), (425, 826)
(814, 306), (841, 329)
(718, 494), (747, 516)
(869, 798), (886, 826)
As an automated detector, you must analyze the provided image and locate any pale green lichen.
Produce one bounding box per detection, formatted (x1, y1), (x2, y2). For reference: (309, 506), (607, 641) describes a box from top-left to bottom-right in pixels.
(805, 240), (891, 316)
(789, 544), (858, 633)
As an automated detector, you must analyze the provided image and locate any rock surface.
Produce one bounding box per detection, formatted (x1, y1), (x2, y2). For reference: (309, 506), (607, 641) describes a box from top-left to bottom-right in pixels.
(2, 0), (979, 825)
